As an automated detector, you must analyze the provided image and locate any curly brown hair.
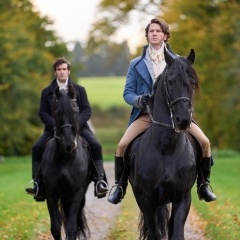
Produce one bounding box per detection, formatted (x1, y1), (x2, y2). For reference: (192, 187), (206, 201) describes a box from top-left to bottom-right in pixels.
(145, 18), (170, 43)
(53, 57), (71, 71)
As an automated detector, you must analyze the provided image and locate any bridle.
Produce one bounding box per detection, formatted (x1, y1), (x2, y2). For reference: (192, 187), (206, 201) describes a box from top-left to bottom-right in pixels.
(148, 68), (194, 132)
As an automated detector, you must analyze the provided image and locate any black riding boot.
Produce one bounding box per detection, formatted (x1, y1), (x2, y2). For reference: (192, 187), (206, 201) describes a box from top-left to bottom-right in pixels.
(25, 162), (45, 201)
(197, 157), (217, 202)
(92, 159), (109, 198)
(108, 155), (128, 205)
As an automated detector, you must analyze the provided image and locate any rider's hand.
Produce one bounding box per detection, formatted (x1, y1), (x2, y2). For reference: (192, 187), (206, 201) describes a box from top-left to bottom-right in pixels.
(140, 94), (150, 107)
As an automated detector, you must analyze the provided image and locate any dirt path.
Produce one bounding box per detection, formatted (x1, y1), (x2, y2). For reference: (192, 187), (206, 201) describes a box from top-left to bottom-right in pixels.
(85, 162), (207, 240)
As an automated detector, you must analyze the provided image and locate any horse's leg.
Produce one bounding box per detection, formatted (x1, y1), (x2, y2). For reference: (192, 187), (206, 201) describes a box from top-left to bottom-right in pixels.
(46, 197), (62, 240)
(137, 196), (164, 240)
(170, 192), (191, 240)
(64, 190), (85, 240)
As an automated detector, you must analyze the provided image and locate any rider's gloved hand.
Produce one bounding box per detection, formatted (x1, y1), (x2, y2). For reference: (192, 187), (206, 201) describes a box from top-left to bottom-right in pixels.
(140, 94), (151, 107)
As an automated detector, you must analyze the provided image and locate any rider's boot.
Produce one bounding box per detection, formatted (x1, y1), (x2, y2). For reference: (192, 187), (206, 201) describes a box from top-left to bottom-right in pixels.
(197, 156), (217, 202)
(25, 161), (44, 200)
(108, 155), (128, 204)
(92, 159), (109, 198)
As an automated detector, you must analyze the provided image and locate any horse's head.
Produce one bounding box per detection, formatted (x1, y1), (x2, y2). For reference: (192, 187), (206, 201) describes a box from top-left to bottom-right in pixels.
(53, 84), (79, 153)
(160, 48), (199, 132)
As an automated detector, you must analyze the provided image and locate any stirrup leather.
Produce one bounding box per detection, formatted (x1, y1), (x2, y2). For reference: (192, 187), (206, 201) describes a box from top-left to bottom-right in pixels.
(25, 180), (39, 197)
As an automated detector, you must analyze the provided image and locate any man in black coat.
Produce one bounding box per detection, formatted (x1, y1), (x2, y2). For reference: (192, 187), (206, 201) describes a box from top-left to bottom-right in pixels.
(25, 57), (108, 199)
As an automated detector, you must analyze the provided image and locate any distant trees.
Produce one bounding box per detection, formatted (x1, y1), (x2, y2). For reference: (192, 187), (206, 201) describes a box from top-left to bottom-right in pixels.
(0, 0), (68, 155)
(70, 41), (131, 76)
(89, 0), (240, 151)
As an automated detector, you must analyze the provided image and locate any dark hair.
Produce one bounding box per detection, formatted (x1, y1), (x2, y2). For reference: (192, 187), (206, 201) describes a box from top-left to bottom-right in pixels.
(145, 18), (170, 43)
(53, 57), (71, 71)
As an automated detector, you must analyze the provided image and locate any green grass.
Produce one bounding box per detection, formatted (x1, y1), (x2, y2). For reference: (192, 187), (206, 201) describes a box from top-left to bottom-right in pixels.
(191, 155), (240, 239)
(0, 157), (50, 240)
(79, 76), (128, 110)
(107, 187), (139, 240)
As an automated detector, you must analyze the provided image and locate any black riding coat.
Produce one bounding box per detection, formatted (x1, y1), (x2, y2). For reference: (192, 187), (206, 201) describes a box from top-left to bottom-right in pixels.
(39, 78), (91, 132)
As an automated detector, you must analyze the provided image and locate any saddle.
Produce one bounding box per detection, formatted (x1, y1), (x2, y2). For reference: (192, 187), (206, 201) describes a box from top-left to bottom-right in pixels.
(123, 130), (203, 167)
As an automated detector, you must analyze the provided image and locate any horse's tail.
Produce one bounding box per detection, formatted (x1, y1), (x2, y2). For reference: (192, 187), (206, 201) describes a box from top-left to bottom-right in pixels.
(138, 205), (169, 240)
(60, 196), (90, 239)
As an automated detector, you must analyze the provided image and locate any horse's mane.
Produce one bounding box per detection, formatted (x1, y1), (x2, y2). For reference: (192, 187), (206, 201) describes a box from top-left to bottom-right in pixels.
(149, 56), (200, 113)
(177, 56), (200, 92)
(52, 89), (79, 133)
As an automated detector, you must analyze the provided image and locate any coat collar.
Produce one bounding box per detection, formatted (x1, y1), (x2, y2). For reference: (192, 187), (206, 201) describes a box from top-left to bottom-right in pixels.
(134, 45), (154, 89)
(45, 78), (74, 96)
(134, 44), (177, 90)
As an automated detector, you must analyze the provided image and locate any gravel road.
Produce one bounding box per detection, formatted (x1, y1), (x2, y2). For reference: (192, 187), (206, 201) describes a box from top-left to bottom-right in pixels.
(85, 162), (207, 240)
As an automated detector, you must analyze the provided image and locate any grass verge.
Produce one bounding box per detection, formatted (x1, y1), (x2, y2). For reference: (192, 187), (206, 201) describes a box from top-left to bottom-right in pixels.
(107, 187), (139, 240)
(0, 156), (50, 240)
(191, 155), (240, 239)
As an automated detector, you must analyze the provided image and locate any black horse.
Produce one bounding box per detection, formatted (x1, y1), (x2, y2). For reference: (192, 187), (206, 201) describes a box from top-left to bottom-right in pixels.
(127, 49), (200, 239)
(42, 85), (91, 240)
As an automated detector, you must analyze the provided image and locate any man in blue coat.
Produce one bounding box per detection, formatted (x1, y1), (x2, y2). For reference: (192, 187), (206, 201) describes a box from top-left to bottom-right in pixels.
(25, 57), (108, 200)
(108, 18), (216, 204)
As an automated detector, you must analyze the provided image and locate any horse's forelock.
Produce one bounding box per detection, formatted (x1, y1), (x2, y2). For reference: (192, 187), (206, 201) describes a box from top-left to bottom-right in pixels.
(54, 91), (78, 132)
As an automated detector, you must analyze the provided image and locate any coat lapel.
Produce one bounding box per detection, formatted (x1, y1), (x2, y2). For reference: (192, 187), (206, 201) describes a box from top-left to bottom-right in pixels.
(134, 58), (153, 90)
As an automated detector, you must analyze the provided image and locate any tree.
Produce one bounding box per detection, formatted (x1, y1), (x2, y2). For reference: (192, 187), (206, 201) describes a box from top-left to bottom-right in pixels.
(0, 0), (68, 155)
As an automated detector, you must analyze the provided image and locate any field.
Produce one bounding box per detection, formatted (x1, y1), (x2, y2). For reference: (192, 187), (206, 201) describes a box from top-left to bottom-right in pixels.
(79, 76), (128, 110)
(79, 76), (131, 160)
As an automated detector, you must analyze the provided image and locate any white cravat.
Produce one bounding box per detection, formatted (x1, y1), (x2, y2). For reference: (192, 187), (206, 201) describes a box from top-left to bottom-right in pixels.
(149, 44), (166, 81)
(57, 78), (69, 91)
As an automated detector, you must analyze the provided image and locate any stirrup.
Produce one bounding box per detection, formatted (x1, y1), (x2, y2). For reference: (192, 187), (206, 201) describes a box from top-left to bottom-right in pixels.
(197, 182), (214, 199)
(25, 180), (39, 197)
(95, 180), (108, 196)
(108, 184), (124, 201)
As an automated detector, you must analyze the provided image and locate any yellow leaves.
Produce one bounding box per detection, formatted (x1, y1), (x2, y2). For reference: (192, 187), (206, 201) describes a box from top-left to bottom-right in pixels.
(0, 84), (10, 91)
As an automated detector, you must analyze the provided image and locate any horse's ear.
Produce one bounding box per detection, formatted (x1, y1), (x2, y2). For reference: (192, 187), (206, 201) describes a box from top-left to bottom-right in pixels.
(187, 49), (195, 64)
(68, 84), (76, 99)
(55, 86), (62, 99)
(164, 47), (174, 66)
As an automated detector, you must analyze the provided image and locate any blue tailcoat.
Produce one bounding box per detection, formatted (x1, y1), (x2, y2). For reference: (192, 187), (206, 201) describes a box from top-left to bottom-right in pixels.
(123, 44), (176, 126)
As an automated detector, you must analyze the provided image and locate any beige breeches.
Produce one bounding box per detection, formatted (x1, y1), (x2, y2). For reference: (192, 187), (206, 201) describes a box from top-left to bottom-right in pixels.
(116, 114), (211, 158)
(116, 114), (151, 157)
(187, 122), (211, 157)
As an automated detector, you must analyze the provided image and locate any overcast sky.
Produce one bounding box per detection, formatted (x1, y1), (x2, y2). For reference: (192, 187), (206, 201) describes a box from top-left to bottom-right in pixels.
(32, 0), (154, 53)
